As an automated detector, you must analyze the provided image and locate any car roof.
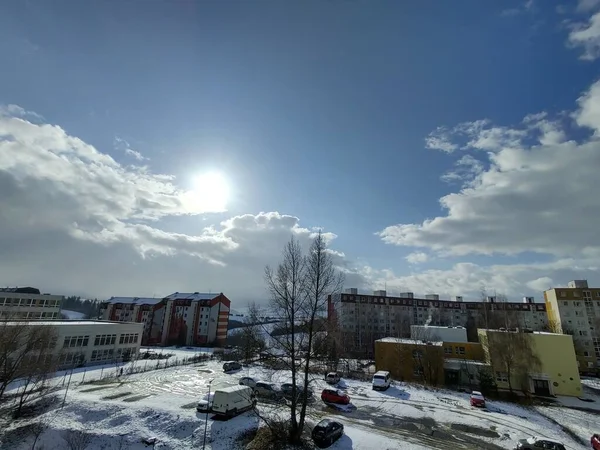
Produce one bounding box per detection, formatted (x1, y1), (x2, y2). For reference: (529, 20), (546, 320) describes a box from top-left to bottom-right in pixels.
(316, 419), (339, 427)
(374, 371), (389, 375)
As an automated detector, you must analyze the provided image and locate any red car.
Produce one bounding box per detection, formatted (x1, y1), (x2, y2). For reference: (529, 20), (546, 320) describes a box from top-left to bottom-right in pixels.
(470, 391), (486, 407)
(591, 434), (600, 450)
(321, 388), (350, 405)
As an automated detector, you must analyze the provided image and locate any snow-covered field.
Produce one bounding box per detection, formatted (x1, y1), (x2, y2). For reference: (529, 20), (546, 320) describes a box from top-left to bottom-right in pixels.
(1, 354), (598, 449)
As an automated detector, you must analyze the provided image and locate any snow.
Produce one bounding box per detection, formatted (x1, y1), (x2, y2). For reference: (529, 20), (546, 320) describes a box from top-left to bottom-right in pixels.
(61, 309), (86, 319)
(1, 358), (595, 449)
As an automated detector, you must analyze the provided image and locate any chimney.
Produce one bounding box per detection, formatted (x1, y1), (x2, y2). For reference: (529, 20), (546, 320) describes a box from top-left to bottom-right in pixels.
(373, 290), (387, 297)
(523, 296), (534, 304)
(425, 294), (439, 301)
(568, 280), (588, 289)
(345, 288), (358, 295)
(400, 292), (414, 299)
(453, 296), (463, 302)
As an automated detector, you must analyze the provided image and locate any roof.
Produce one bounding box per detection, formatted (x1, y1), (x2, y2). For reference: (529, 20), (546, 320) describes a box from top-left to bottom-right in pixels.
(106, 297), (163, 305)
(0, 287), (41, 294)
(376, 337), (443, 346)
(164, 292), (219, 301)
(3, 320), (138, 326)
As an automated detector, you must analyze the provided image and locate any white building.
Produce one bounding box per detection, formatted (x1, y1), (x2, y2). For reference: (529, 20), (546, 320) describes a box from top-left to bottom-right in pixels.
(3, 320), (144, 369)
(0, 287), (62, 320)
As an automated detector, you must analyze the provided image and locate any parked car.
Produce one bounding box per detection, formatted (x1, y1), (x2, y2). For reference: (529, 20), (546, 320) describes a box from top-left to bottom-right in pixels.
(223, 361), (242, 372)
(470, 391), (486, 408)
(239, 377), (258, 388)
(372, 371), (391, 391)
(312, 419), (344, 448)
(196, 392), (214, 413)
(321, 388), (350, 405)
(211, 385), (256, 418)
(325, 372), (341, 385)
(514, 437), (566, 450)
(255, 381), (283, 400)
(281, 383), (314, 400)
(592, 434), (600, 450)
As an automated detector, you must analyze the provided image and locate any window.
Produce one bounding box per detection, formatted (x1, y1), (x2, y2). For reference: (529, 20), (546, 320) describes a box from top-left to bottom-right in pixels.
(63, 335), (90, 348)
(459, 347), (465, 355)
(119, 333), (139, 345)
(495, 372), (508, 382)
(560, 291), (566, 297)
(588, 362), (595, 368)
(90, 349), (115, 362)
(413, 367), (424, 376)
(94, 334), (117, 346)
(444, 347), (452, 354)
(574, 292), (580, 298)
(412, 349), (423, 358)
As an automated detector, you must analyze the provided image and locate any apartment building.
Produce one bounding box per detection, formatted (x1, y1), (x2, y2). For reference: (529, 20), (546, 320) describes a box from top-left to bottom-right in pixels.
(100, 291), (231, 347)
(544, 279), (600, 373)
(329, 289), (548, 355)
(0, 286), (62, 320)
(3, 320), (144, 369)
(100, 297), (166, 346)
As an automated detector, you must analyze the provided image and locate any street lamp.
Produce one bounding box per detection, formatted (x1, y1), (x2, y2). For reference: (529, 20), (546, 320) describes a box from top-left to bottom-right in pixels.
(202, 378), (214, 450)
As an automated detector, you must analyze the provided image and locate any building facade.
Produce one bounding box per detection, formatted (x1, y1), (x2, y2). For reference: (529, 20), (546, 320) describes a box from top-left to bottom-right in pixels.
(544, 279), (600, 373)
(3, 320), (144, 369)
(329, 289), (549, 356)
(0, 287), (62, 320)
(478, 329), (582, 397)
(100, 292), (230, 347)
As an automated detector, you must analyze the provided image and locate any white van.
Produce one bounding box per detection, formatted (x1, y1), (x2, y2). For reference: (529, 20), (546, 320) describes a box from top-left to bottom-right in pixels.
(211, 385), (256, 418)
(372, 371), (391, 391)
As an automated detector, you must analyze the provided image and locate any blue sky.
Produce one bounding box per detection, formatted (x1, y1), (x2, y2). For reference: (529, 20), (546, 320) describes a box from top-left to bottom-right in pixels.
(1, 0), (600, 302)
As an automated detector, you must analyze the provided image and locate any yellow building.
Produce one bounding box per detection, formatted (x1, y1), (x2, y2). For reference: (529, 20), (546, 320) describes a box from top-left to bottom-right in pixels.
(375, 338), (445, 385)
(478, 329), (582, 397)
(544, 279), (600, 373)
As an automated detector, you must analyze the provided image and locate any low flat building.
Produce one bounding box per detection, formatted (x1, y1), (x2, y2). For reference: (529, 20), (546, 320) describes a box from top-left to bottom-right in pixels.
(0, 287), (62, 320)
(478, 329), (582, 397)
(3, 320), (144, 369)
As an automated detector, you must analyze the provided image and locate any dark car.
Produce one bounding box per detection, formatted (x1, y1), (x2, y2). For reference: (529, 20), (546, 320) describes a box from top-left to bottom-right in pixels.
(312, 419), (344, 448)
(321, 388), (350, 405)
(223, 361), (242, 372)
(593, 434), (600, 450)
(281, 383), (314, 400)
(255, 382), (283, 400)
(514, 437), (566, 450)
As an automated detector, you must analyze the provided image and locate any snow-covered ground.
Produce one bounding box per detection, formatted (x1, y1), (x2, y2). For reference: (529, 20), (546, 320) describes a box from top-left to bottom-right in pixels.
(1, 357), (597, 449)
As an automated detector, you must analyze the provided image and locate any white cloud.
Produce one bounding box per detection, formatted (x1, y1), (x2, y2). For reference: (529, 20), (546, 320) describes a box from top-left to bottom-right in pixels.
(405, 252), (429, 264)
(440, 155), (484, 186)
(425, 128), (458, 153)
(114, 136), (149, 161)
(526, 277), (554, 291)
(568, 11), (600, 60)
(361, 259), (595, 301)
(0, 106), (364, 301)
(378, 79), (600, 260)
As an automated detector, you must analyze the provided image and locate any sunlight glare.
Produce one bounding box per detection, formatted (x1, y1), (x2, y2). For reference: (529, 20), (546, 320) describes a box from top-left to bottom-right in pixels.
(186, 171), (230, 213)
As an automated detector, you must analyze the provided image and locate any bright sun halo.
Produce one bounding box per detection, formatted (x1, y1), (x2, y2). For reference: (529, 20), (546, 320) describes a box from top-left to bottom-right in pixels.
(190, 171), (230, 212)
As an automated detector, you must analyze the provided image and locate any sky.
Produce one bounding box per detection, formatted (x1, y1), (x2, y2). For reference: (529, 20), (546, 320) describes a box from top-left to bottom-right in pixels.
(1, 0), (600, 305)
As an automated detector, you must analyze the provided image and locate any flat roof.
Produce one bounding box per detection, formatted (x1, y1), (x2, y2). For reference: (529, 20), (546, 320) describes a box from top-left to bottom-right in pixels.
(376, 337), (443, 346)
(3, 320), (139, 326)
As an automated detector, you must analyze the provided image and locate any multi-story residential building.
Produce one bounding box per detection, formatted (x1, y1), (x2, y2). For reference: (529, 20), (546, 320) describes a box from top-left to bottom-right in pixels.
(329, 289), (548, 356)
(100, 291), (231, 347)
(3, 320), (143, 369)
(0, 286), (62, 320)
(544, 279), (600, 373)
(100, 297), (166, 346)
(478, 329), (582, 397)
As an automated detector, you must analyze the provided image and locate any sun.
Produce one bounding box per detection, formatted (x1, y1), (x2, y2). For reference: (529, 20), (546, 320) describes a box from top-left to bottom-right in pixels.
(188, 171), (230, 212)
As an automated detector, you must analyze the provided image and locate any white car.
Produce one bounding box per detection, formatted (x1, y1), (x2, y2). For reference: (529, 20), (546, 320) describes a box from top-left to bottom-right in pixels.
(196, 392), (214, 413)
(239, 376), (258, 388)
(325, 372), (341, 385)
(372, 371), (391, 391)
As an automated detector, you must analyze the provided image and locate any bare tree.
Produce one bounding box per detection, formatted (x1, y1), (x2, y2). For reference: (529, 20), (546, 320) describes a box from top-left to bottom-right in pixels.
(62, 430), (92, 450)
(14, 352), (58, 418)
(262, 233), (343, 445)
(484, 330), (540, 394)
(30, 420), (47, 450)
(0, 322), (57, 403)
